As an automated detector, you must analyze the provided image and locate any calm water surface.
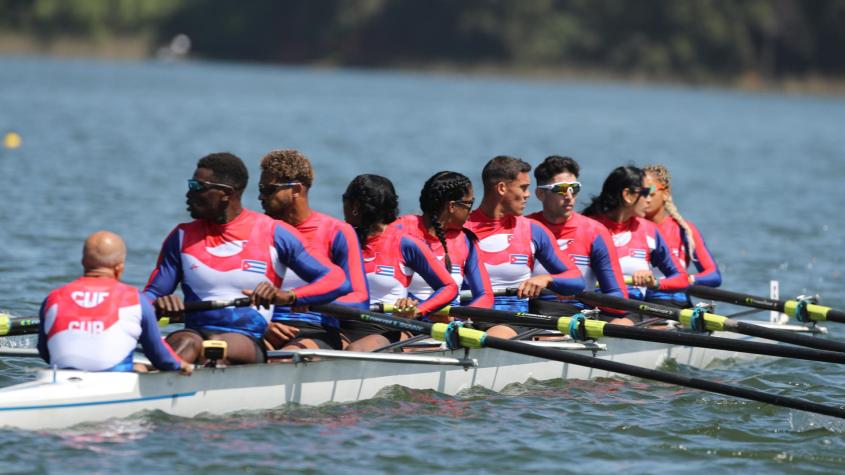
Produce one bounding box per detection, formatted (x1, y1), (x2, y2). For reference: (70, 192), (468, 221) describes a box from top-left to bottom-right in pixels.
(1, 56), (844, 474)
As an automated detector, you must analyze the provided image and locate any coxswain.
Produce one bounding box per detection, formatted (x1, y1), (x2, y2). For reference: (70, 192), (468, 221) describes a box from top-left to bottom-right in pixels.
(144, 153), (349, 365)
(527, 156), (632, 324)
(642, 164), (721, 307)
(465, 155), (585, 338)
(342, 174), (459, 351)
(394, 171), (494, 316)
(38, 231), (190, 374)
(582, 166), (688, 313)
(258, 149), (369, 350)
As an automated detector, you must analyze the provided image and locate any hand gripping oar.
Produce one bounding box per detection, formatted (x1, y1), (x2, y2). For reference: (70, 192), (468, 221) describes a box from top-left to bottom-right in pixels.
(688, 285), (845, 325)
(576, 292), (845, 354)
(316, 303), (845, 420)
(0, 298), (253, 336)
(373, 303), (845, 365)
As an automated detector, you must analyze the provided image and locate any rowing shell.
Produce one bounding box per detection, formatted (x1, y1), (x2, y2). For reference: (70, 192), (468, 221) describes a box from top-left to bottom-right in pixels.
(0, 322), (819, 431)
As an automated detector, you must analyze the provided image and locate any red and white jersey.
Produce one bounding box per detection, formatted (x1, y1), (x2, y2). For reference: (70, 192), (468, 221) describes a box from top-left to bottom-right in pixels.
(362, 225), (458, 315)
(39, 277), (181, 372)
(394, 215), (493, 308)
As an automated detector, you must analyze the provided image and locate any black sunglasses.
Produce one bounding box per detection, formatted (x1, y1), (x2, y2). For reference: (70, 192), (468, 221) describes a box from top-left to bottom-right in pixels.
(258, 182), (300, 196)
(630, 186), (654, 198)
(187, 179), (234, 193)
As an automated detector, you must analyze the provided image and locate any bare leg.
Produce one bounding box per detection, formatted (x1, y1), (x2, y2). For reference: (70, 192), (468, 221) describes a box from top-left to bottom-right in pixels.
(166, 330), (203, 364)
(210, 333), (264, 365)
(346, 334), (391, 352)
(484, 324), (518, 339)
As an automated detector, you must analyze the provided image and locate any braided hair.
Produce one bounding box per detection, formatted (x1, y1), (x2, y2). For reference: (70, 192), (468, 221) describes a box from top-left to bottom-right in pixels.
(419, 171), (472, 272)
(644, 164), (696, 263)
(582, 166), (645, 217)
(343, 174), (399, 244)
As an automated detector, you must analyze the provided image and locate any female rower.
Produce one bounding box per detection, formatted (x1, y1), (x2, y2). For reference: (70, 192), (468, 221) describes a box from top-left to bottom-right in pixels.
(342, 174), (459, 351)
(395, 171), (494, 316)
(642, 164), (721, 307)
(582, 166), (689, 314)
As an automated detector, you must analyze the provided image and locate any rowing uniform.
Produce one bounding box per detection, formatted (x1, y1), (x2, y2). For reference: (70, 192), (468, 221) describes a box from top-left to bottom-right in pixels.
(362, 224), (458, 318)
(646, 215), (721, 306)
(464, 210), (585, 312)
(527, 211), (628, 312)
(272, 211), (370, 347)
(395, 214), (493, 308)
(144, 208), (349, 341)
(38, 277), (182, 372)
(592, 215), (688, 301)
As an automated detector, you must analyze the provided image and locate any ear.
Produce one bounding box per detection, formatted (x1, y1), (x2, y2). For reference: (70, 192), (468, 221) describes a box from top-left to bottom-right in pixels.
(534, 188), (543, 201)
(114, 262), (125, 281)
(495, 181), (507, 197)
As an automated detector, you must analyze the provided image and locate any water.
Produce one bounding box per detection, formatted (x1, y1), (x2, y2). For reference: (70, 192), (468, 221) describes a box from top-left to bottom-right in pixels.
(1, 56), (844, 473)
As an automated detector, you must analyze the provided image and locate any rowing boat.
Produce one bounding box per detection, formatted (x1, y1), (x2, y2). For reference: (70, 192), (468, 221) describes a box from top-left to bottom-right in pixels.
(0, 321), (820, 431)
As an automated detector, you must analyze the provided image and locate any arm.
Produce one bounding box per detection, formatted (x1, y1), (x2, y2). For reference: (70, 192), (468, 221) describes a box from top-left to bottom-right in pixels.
(461, 234), (494, 308)
(652, 230), (689, 291)
(137, 296), (185, 372)
(687, 222), (722, 287)
(330, 224), (371, 310)
(400, 236), (459, 315)
(143, 228), (183, 301)
(530, 222), (586, 295)
(590, 229), (628, 299)
(274, 224), (350, 305)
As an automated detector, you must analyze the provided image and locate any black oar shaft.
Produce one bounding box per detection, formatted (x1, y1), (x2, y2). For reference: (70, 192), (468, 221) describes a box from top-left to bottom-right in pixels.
(0, 315), (39, 337)
(688, 285), (783, 311)
(485, 336), (845, 420)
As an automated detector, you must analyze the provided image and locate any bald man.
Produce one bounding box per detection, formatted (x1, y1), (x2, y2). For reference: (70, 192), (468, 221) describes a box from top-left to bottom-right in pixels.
(37, 231), (191, 374)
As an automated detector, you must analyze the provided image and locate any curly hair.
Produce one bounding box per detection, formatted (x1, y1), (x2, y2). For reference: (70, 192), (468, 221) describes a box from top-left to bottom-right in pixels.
(644, 164), (696, 263)
(343, 174), (399, 243)
(197, 152), (248, 191)
(419, 171), (472, 272)
(534, 155), (580, 184)
(582, 165), (644, 217)
(259, 149), (314, 188)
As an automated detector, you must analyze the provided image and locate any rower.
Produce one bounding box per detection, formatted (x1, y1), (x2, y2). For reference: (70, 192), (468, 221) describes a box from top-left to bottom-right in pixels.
(394, 171), (494, 317)
(144, 152), (350, 365)
(582, 166), (688, 315)
(464, 155), (585, 338)
(642, 164), (721, 308)
(342, 174), (459, 351)
(258, 149), (370, 350)
(38, 231), (191, 374)
(527, 156), (632, 324)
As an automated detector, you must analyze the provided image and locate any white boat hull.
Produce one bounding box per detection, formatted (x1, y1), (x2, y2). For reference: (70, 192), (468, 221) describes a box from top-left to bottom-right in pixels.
(0, 331), (769, 431)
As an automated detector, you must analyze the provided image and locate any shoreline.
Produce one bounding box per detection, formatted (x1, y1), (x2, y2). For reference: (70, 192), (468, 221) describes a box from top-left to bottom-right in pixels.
(2, 34), (844, 96)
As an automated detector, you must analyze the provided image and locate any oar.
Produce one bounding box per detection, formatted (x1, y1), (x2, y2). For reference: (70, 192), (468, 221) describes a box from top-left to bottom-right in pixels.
(688, 285), (845, 324)
(373, 303), (845, 365)
(0, 297), (253, 337)
(316, 303), (845, 420)
(576, 292), (845, 354)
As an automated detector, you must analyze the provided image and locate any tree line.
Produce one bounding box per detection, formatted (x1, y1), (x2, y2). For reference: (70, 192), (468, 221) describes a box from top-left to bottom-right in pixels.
(2, 0), (844, 81)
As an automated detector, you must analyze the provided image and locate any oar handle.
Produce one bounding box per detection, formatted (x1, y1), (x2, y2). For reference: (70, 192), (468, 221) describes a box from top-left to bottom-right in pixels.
(688, 285), (783, 311)
(158, 297), (253, 324)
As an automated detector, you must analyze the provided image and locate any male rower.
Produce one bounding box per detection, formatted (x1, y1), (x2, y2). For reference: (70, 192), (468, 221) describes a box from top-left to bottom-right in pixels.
(527, 156), (633, 324)
(145, 152), (350, 365)
(465, 155), (585, 337)
(38, 231), (191, 374)
(258, 149), (370, 350)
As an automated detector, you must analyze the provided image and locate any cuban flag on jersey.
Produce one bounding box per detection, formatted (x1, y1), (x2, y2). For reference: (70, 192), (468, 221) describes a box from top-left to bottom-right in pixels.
(630, 249), (647, 260)
(571, 254), (591, 267)
(376, 265), (395, 277)
(241, 259), (268, 274)
(509, 254), (529, 265)
(450, 265), (462, 275)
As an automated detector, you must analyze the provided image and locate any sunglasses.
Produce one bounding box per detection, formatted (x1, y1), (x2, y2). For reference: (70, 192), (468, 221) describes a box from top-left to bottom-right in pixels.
(630, 185), (655, 197)
(537, 181), (581, 196)
(258, 182), (300, 196)
(187, 179), (234, 193)
(452, 199), (475, 210)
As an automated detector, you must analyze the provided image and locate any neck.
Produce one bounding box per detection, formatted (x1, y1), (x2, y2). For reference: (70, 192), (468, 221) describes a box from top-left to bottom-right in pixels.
(478, 195), (508, 220)
(83, 268), (117, 279)
(607, 207), (634, 224)
(284, 200), (313, 226)
(365, 222), (388, 239)
(213, 202), (243, 224)
(542, 208), (571, 225)
(648, 208), (668, 224)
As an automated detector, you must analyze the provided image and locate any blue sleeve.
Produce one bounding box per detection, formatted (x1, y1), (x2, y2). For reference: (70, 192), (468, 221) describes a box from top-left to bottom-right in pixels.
(143, 228), (183, 301)
(37, 300), (49, 364)
(590, 235), (625, 298)
(530, 223), (586, 295)
(274, 225), (350, 305)
(400, 236), (458, 314)
(330, 229), (370, 310)
(137, 296), (182, 371)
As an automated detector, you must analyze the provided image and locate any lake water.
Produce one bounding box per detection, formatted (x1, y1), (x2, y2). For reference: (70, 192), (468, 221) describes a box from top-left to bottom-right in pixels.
(1, 56), (844, 474)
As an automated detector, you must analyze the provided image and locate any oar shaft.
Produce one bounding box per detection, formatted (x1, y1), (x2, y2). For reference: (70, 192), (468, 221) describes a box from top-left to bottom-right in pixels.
(484, 336), (845, 420)
(688, 285), (783, 311)
(0, 314), (39, 337)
